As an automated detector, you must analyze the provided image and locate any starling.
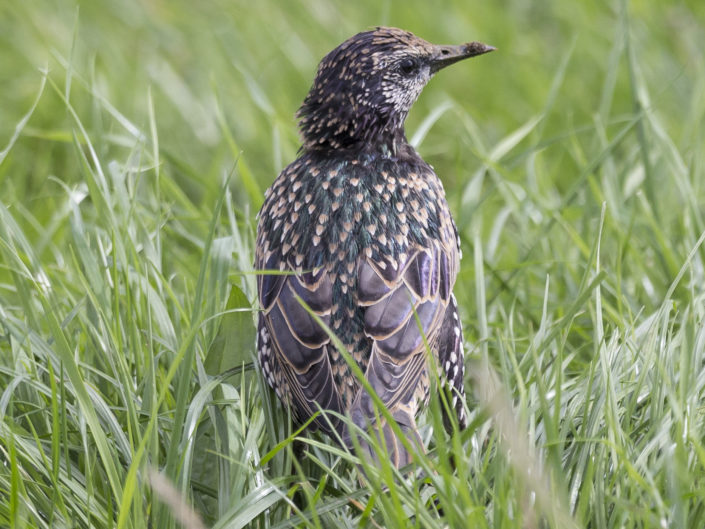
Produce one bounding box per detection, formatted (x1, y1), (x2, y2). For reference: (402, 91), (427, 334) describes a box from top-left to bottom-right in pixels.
(256, 27), (494, 468)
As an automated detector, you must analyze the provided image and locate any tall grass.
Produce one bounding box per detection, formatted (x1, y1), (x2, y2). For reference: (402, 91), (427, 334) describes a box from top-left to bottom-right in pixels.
(1, 0), (704, 527)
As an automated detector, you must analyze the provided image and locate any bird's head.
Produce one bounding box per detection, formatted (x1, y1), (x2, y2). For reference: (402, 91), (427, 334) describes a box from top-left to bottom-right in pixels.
(297, 27), (494, 153)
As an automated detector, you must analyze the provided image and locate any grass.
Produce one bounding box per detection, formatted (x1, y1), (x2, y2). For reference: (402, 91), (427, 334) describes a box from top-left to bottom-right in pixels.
(1, 0), (705, 527)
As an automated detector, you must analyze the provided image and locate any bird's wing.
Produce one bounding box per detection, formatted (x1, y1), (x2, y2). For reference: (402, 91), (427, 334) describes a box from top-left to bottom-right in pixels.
(257, 264), (344, 435)
(347, 241), (458, 465)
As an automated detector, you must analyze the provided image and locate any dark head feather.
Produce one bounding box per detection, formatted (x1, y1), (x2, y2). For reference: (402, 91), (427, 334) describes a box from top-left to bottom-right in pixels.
(296, 27), (494, 153)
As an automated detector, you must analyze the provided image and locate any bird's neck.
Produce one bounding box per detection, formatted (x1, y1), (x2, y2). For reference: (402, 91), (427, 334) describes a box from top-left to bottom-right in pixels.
(301, 122), (409, 157)
(298, 96), (409, 155)
(301, 136), (422, 169)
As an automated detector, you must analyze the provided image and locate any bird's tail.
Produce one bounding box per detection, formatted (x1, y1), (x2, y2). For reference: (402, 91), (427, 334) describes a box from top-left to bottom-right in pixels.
(343, 397), (422, 470)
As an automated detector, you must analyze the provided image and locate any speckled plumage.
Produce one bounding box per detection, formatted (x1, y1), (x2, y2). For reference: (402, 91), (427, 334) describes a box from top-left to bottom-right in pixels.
(256, 27), (493, 467)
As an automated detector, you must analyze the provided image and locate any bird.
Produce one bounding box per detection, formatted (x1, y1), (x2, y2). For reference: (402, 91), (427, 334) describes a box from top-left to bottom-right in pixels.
(255, 27), (494, 468)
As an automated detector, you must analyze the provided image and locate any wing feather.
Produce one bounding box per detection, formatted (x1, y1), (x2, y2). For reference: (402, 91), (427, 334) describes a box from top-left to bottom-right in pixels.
(353, 244), (454, 419)
(257, 269), (344, 435)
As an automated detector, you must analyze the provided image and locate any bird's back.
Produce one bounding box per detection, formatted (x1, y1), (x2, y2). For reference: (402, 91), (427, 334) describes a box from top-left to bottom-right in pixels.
(256, 144), (463, 464)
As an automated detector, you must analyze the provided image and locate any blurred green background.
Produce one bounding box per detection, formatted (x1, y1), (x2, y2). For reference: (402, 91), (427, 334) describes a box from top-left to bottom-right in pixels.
(3, 0), (702, 202)
(3, 0), (704, 319)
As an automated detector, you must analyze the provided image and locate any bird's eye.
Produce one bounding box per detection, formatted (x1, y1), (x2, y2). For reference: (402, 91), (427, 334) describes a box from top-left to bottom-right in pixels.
(398, 58), (417, 75)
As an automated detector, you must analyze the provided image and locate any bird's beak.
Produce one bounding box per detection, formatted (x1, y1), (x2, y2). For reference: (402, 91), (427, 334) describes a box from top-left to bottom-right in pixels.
(429, 41), (495, 73)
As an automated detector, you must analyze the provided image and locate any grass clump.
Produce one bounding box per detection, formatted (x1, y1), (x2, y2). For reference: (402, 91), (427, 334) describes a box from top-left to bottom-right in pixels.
(1, 1), (705, 528)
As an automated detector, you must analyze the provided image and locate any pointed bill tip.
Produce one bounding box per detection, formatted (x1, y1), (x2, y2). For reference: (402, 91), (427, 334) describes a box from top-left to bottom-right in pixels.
(464, 41), (496, 56)
(430, 40), (496, 73)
